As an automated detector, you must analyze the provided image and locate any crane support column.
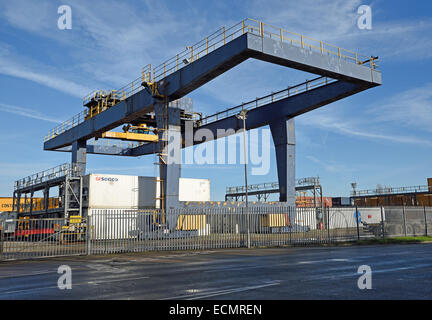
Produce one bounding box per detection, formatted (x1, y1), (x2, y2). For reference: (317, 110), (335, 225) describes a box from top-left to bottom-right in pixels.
(154, 103), (182, 230)
(270, 118), (296, 206)
(72, 139), (87, 175)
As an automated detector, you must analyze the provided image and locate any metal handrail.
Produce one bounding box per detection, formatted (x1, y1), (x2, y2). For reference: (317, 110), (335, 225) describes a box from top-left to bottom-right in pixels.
(44, 65), (152, 142)
(199, 76), (336, 126)
(351, 185), (431, 196)
(45, 18), (378, 143)
(226, 177), (321, 194)
(152, 17), (378, 82)
(14, 163), (82, 190)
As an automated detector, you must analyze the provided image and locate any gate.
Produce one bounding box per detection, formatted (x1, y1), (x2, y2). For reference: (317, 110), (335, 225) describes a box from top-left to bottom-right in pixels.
(0, 216), (87, 261)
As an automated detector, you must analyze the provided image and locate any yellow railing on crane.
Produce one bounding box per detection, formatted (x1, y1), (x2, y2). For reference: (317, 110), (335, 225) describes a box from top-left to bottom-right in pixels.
(45, 18), (378, 143)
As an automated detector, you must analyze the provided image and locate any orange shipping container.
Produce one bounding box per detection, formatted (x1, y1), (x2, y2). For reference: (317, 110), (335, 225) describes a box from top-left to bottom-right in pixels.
(0, 197), (15, 212)
(296, 196), (332, 208)
(0, 197), (59, 212)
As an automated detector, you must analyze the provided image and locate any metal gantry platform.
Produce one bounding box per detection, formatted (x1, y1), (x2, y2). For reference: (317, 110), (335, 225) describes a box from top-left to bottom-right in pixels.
(37, 18), (381, 225)
(225, 177), (323, 207)
(351, 183), (432, 207)
(13, 164), (83, 218)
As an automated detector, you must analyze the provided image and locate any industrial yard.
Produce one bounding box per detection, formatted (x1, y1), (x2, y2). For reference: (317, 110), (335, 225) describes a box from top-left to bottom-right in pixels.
(1, 1), (431, 305)
(0, 15), (431, 260)
(0, 15), (384, 256)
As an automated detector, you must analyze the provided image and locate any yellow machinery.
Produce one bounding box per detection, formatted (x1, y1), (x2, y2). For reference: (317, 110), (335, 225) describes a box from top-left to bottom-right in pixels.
(261, 214), (290, 228)
(84, 90), (120, 121)
(100, 123), (158, 143)
(176, 214), (206, 231)
(59, 215), (86, 244)
(17, 217), (30, 238)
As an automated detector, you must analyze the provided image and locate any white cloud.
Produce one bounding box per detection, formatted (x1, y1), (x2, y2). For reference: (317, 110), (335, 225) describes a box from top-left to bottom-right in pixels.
(0, 162), (59, 178)
(0, 43), (94, 98)
(247, 0), (432, 61)
(367, 83), (432, 133)
(60, 0), (212, 87)
(0, 103), (63, 123)
(0, 62), (91, 98)
(299, 111), (432, 146)
(0, 0), (55, 33)
(306, 155), (351, 173)
(0, 0), (224, 96)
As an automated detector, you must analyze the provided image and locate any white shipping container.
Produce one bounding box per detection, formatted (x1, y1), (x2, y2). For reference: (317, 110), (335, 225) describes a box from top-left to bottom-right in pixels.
(83, 174), (210, 210)
(84, 174), (156, 209)
(88, 209), (138, 240)
(294, 208), (317, 230)
(179, 178), (210, 202)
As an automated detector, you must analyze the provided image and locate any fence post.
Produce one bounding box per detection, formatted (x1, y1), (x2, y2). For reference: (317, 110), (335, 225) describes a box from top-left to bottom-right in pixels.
(402, 206), (407, 236)
(355, 206), (360, 241)
(380, 206), (385, 239)
(424, 206), (428, 237)
(86, 215), (91, 255)
(0, 221), (4, 260)
(247, 207), (251, 249)
(289, 207), (292, 244)
(327, 206), (330, 243)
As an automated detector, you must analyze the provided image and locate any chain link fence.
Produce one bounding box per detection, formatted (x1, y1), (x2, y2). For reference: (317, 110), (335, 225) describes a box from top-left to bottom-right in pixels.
(1, 206), (431, 261)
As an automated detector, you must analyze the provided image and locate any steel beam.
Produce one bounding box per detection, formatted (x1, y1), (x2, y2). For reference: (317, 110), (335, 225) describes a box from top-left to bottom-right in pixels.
(163, 33), (381, 99)
(54, 144), (135, 156)
(131, 80), (363, 156)
(44, 93), (155, 150)
(154, 103), (183, 228)
(51, 79), (366, 157)
(270, 118), (296, 205)
(71, 139), (86, 175)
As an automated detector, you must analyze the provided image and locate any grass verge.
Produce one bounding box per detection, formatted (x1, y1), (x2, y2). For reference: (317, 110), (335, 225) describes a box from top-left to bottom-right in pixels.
(354, 236), (432, 245)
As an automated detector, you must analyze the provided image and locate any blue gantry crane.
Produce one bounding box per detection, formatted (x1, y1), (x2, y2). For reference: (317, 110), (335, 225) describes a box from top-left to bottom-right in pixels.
(24, 18), (380, 228)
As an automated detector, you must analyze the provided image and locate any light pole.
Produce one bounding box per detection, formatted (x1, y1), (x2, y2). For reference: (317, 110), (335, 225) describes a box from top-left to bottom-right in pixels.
(236, 109), (250, 248)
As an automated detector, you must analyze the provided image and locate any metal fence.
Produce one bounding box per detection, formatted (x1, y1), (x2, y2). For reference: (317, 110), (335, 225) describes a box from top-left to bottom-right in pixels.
(0, 217), (87, 260)
(383, 206), (432, 237)
(1, 206), (431, 261)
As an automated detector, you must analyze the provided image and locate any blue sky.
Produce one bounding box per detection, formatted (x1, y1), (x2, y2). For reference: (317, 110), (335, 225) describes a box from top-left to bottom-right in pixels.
(0, 0), (431, 201)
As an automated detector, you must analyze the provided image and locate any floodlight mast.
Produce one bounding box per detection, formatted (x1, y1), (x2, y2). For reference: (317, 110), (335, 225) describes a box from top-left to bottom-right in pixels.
(237, 108), (250, 248)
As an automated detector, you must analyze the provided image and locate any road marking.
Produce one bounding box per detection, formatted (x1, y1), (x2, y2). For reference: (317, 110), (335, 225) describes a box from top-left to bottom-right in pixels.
(297, 258), (352, 265)
(87, 276), (149, 285)
(0, 270), (54, 279)
(188, 282), (280, 300)
(205, 257), (354, 272)
(297, 260), (328, 264)
(204, 265), (267, 273)
(161, 281), (280, 300)
(329, 259), (350, 262)
(302, 263), (432, 281)
(0, 275), (150, 295)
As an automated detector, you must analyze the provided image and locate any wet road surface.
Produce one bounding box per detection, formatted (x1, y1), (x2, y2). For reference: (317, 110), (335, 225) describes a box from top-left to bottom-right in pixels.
(0, 243), (431, 299)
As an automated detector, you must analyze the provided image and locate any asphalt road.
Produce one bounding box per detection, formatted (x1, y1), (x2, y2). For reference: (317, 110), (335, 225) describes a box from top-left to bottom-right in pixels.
(0, 243), (431, 300)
